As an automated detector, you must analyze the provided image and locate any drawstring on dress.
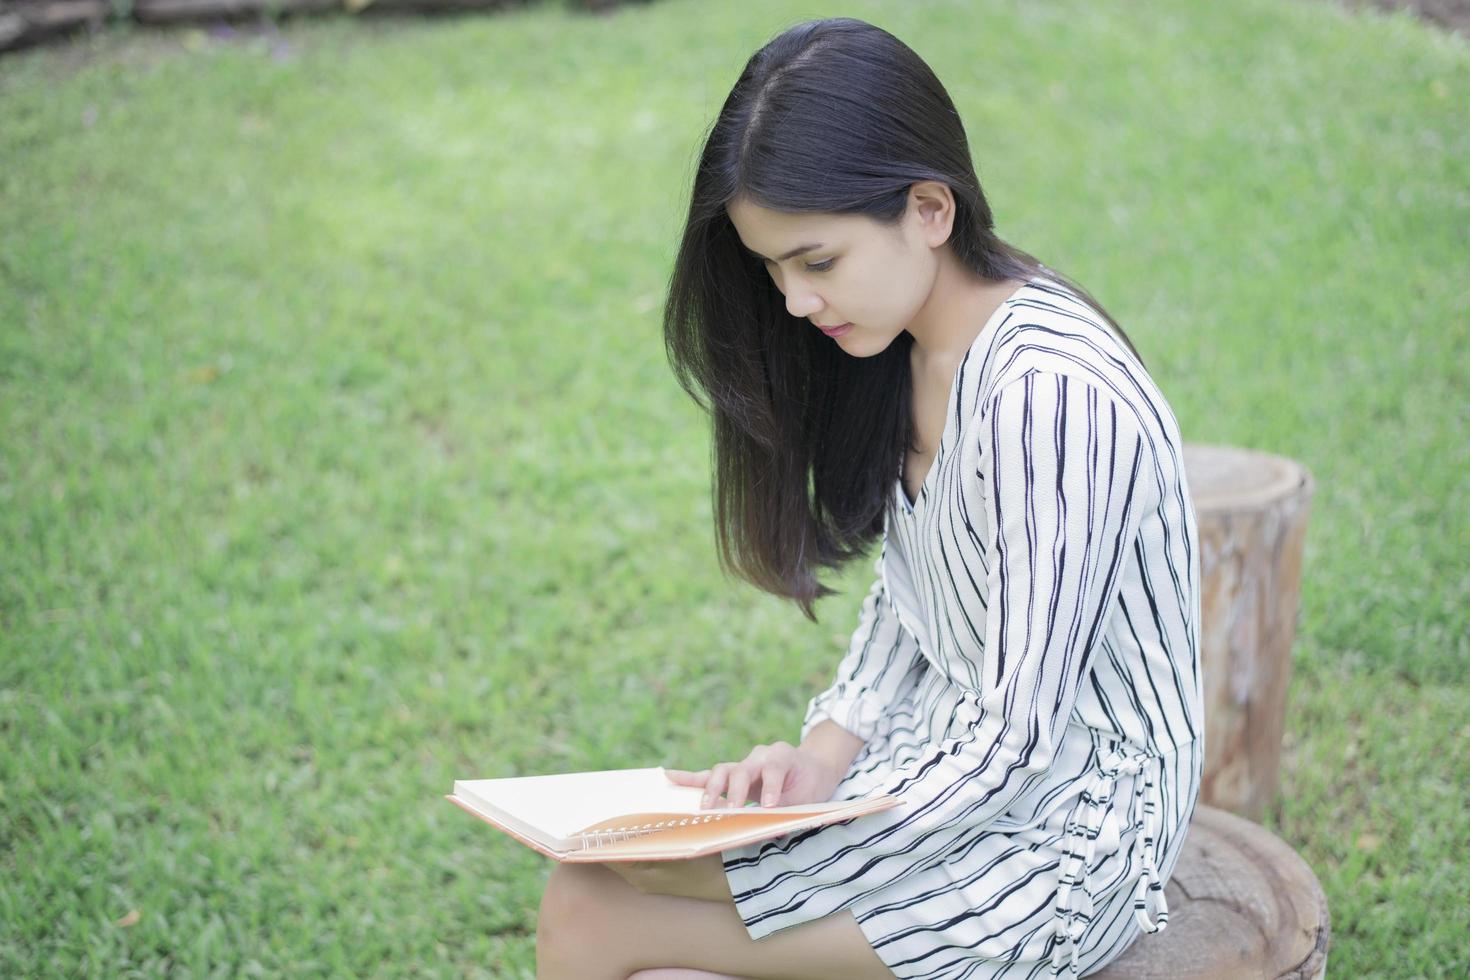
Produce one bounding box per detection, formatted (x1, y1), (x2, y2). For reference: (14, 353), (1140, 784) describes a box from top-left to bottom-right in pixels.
(1049, 744), (1168, 976)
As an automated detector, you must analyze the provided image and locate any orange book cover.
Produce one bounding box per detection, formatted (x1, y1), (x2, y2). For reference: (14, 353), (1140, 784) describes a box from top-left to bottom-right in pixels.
(446, 765), (903, 862)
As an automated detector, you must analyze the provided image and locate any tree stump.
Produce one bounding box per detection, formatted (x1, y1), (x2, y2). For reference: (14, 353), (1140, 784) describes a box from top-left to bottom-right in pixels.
(1184, 443), (1314, 821)
(1090, 804), (1330, 979)
(0, 0), (108, 52)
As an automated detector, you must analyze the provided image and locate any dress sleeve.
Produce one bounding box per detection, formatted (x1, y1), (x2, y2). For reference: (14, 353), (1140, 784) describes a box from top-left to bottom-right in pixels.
(799, 551), (927, 746)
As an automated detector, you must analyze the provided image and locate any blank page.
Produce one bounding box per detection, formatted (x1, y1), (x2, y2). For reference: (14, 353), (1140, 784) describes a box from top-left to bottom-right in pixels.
(454, 767), (713, 841)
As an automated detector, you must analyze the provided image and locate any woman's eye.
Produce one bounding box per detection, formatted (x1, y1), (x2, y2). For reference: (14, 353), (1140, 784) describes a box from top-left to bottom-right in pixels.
(760, 257), (834, 273)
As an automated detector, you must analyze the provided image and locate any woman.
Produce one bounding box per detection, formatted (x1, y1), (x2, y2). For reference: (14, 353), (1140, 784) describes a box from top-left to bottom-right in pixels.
(536, 16), (1203, 980)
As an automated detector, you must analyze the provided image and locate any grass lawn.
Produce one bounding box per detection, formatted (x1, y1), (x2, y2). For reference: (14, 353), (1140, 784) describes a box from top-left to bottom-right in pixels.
(1, 0), (1466, 975)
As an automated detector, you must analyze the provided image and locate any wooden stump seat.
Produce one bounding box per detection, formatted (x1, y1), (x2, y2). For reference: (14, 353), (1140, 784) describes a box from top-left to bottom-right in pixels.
(1184, 443), (1315, 822)
(1089, 805), (1330, 979)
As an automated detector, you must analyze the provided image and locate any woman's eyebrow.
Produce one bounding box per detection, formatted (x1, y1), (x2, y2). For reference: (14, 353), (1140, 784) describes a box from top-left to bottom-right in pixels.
(743, 241), (827, 262)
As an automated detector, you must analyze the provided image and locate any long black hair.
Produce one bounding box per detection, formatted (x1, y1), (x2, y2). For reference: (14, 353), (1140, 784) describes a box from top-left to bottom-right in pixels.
(662, 16), (1142, 622)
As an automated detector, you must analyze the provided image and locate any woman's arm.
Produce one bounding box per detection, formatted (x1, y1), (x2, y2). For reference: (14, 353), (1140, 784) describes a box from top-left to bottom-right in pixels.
(799, 718), (866, 779)
(798, 555), (928, 747)
(664, 557), (925, 814)
(873, 371), (1152, 839)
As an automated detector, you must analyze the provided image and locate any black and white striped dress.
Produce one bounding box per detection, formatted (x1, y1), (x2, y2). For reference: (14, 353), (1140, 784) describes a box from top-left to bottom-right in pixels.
(721, 274), (1205, 979)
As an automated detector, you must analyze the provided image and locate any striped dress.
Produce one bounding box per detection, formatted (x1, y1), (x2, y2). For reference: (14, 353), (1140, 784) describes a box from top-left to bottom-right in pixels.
(721, 274), (1204, 979)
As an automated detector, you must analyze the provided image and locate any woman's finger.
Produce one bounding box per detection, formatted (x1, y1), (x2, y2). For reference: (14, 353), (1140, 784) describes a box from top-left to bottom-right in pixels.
(759, 764), (787, 807)
(703, 763), (732, 807)
(664, 768), (710, 786)
(725, 764), (754, 809)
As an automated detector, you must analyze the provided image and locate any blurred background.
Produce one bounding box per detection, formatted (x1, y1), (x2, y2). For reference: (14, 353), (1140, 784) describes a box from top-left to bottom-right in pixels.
(2, 0), (1466, 975)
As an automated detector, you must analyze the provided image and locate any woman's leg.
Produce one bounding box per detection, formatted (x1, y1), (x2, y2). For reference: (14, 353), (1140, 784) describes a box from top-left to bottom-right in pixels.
(535, 862), (894, 980)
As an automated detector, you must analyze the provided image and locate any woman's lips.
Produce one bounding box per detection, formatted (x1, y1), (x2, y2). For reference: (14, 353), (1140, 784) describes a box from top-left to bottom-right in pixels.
(819, 323), (853, 337)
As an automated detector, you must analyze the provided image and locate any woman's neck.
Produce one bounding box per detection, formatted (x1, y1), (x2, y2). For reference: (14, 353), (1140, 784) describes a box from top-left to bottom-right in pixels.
(906, 256), (1025, 367)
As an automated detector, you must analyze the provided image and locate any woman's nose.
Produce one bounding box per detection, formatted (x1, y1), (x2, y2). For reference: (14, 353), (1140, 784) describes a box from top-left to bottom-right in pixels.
(783, 282), (823, 319)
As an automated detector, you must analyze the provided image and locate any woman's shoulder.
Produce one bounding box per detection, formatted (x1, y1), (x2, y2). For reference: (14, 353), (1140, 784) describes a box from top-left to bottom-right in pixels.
(974, 276), (1160, 415)
(980, 278), (1139, 390)
(968, 276), (1186, 458)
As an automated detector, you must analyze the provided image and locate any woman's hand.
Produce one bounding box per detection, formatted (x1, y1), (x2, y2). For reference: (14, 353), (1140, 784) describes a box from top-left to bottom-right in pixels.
(604, 742), (853, 902)
(665, 740), (847, 810)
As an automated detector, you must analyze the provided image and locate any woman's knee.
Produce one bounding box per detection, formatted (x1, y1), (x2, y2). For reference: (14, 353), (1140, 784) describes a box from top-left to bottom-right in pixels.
(536, 863), (627, 971)
(538, 863), (611, 940)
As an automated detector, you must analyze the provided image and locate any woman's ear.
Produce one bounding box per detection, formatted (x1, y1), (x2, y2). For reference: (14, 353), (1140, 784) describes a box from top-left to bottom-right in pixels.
(908, 180), (957, 249)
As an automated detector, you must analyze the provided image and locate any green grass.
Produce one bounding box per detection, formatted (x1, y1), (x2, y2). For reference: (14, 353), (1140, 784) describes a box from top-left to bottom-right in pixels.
(1, 0), (1466, 975)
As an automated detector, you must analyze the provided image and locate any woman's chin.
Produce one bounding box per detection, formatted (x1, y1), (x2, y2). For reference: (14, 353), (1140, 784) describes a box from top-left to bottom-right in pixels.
(835, 329), (897, 359)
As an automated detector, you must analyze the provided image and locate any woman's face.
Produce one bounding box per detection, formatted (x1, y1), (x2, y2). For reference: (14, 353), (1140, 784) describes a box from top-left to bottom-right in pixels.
(726, 193), (941, 359)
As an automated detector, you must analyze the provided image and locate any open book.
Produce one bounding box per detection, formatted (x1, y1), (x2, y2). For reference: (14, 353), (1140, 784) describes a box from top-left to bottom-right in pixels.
(447, 766), (903, 862)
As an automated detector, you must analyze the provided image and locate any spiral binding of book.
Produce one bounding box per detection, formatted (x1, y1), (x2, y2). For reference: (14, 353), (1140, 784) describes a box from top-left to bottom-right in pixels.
(570, 813), (732, 851)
